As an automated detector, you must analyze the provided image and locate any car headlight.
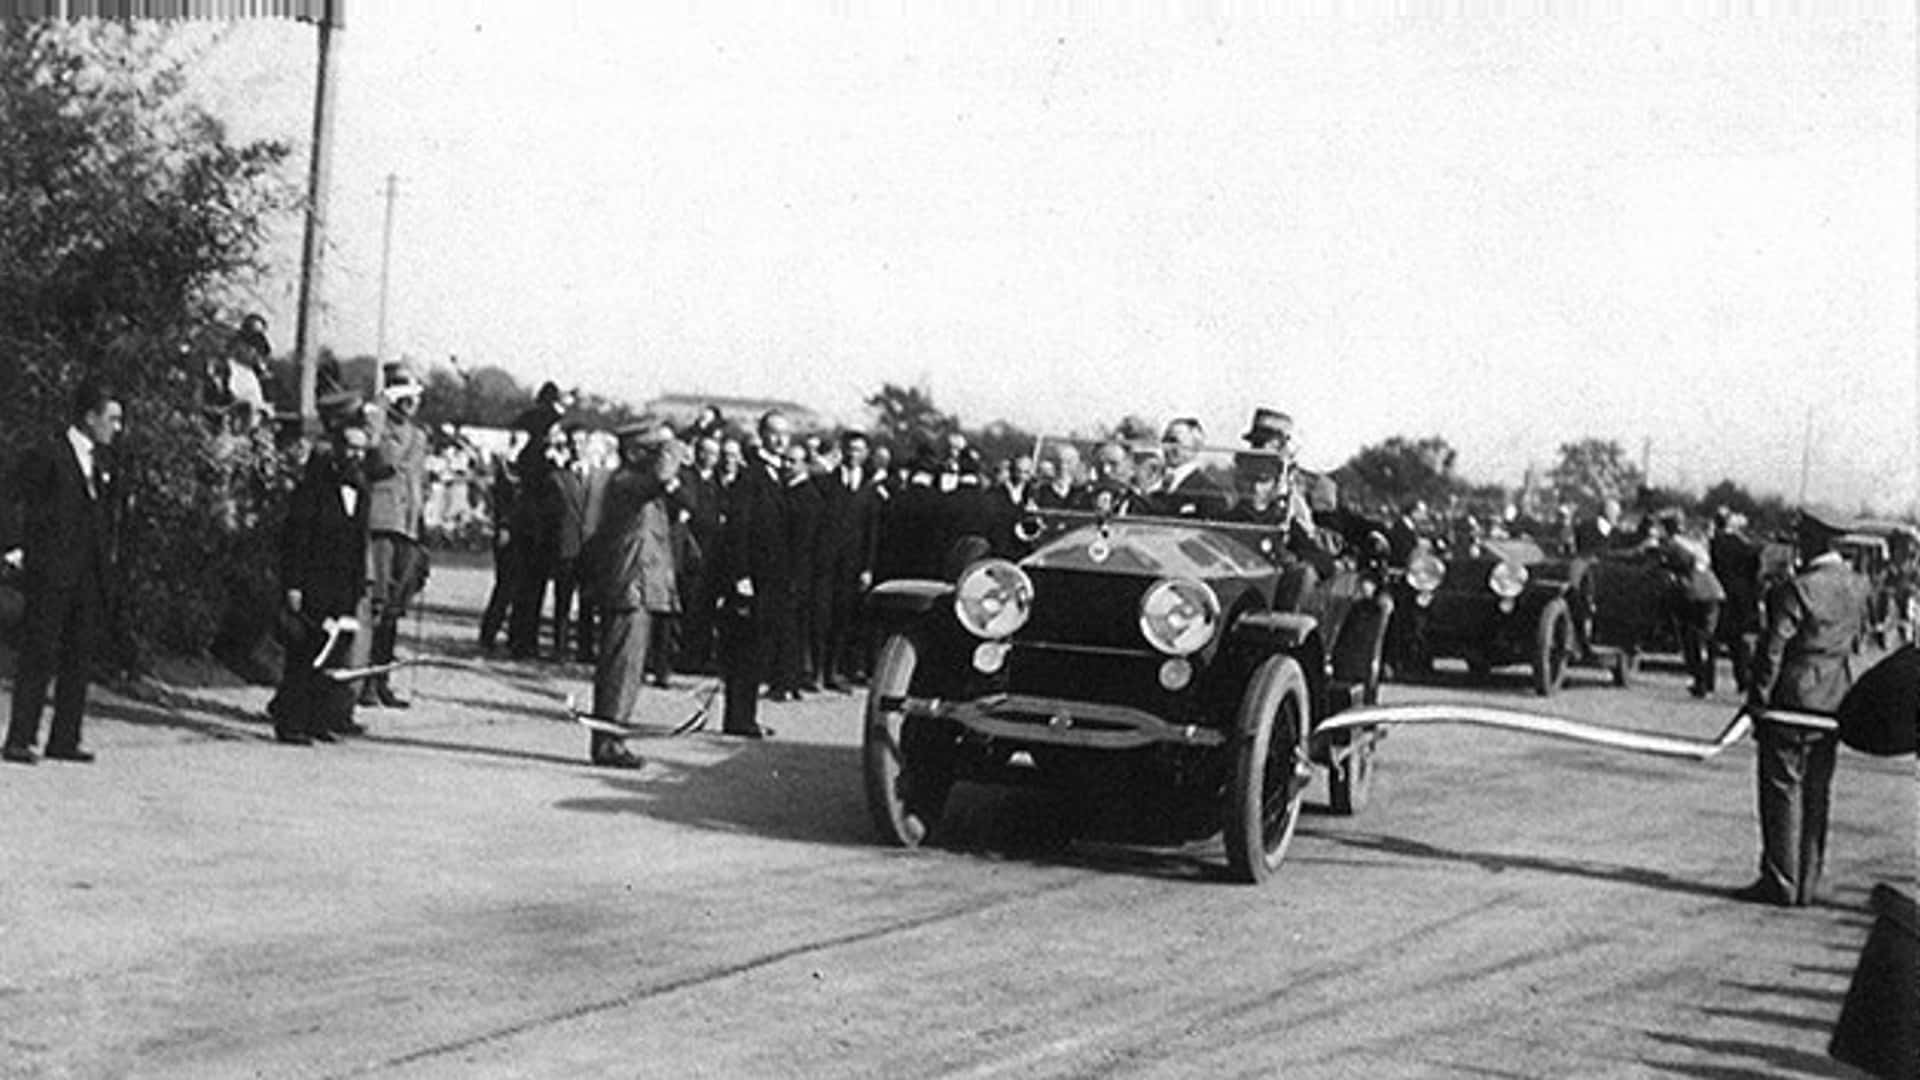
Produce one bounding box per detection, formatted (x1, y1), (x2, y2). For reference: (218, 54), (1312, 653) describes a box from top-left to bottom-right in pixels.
(1488, 560), (1528, 599)
(1138, 578), (1221, 656)
(953, 559), (1034, 639)
(1406, 552), (1446, 593)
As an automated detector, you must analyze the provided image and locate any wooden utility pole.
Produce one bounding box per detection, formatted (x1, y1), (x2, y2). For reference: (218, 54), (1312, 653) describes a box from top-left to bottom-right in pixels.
(293, 0), (340, 433)
(371, 172), (399, 399)
(1798, 406), (1815, 504)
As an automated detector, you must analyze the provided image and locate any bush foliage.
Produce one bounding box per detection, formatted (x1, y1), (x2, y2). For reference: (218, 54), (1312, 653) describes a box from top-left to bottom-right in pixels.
(0, 21), (296, 669)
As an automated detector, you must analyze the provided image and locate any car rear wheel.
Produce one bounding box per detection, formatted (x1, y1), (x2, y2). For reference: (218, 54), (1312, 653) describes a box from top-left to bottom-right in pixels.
(1224, 655), (1312, 884)
(1532, 598), (1573, 697)
(862, 633), (954, 848)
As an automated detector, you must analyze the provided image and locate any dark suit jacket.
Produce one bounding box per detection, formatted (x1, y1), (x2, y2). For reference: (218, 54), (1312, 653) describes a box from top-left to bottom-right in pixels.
(1710, 531), (1763, 632)
(876, 475), (950, 582)
(281, 453), (367, 618)
(784, 478), (824, 589)
(12, 432), (117, 597)
(1752, 554), (1870, 713)
(1150, 467), (1234, 518)
(554, 466), (591, 562)
(720, 457), (790, 595)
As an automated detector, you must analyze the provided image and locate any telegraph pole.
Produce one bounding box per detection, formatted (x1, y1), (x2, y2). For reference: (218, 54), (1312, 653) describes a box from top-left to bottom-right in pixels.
(1798, 406), (1814, 504)
(373, 172), (399, 399)
(293, 0), (340, 433)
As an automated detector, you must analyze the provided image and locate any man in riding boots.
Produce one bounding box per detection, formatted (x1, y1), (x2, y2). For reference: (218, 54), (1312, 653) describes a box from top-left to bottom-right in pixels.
(361, 363), (430, 709)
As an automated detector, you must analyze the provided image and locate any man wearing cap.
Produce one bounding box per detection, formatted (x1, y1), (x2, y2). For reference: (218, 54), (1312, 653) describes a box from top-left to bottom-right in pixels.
(268, 419), (370, 745)
(361, 362), (430, 709)
(580, 423), (686, 768)
(1733, 509), (1871, 907)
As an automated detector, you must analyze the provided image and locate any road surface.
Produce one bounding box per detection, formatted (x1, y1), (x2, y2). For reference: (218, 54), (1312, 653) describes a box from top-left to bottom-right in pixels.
(1, 562), (1911, 1078)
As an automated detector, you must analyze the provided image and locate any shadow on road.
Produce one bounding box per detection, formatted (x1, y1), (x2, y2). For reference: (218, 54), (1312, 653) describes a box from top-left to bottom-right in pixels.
(551, 738), (874, 848)
(1641, 1032), (1853, 1079)
(87, 696), (267, 744)
(361, 731), (589, 770)
(1313, 830), (1735, 900)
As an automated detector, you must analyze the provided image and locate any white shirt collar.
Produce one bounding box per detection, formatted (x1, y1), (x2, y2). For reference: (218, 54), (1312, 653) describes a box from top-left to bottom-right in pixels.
(1164, 460), (1200, 490)
(66, 425), (94, 466)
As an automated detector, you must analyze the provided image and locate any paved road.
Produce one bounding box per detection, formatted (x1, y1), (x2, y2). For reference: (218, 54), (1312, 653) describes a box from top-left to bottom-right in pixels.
(1, 563), (1911, 1079)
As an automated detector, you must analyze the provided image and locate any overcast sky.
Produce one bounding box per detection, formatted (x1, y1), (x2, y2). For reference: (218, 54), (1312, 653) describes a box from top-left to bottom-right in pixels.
(197, 4), (1915, 512)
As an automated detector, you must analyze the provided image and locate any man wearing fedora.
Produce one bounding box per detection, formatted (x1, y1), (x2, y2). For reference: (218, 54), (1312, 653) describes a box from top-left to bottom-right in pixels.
(361, 362), (430, 709)
(1734, 508), (1871, 907)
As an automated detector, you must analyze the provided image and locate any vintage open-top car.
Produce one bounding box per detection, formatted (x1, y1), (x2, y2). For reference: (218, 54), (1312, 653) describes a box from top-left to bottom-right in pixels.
(1387, 534), (1596, 695)
(860, 438), (1394, 883)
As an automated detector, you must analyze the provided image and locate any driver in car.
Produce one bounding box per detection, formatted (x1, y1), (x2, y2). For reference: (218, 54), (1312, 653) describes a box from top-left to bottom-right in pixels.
(1073, 440), (1144, 518)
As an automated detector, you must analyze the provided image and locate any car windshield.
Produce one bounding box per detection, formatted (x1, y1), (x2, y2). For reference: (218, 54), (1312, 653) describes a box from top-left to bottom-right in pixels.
(1026, 434), (1308, 528)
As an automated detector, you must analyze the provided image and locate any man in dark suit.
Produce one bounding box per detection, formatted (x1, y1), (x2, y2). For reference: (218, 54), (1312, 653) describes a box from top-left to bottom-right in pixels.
(777, 442), (825, 699)
(1147, 418), (1233, 518)
(716, 411), (792, 737)
(267, 421), (370, 745)
(1733, 509), (1871, 907)
(985, 452), (1036, 558)
(549, 427), (594, 663)
(675, 434), (724, 675)
(1709, 506), (1762, 693)
(4, 381), (124, 765)
(819, 431), (881, 688)
(1572, 497), (1624, 555)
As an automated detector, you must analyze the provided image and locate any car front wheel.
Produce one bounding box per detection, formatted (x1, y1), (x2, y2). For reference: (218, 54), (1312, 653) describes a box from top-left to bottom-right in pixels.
(862, 633), (954, 848)
(1224, 655), (1312, 884)
(1533, 598), (1573, 697)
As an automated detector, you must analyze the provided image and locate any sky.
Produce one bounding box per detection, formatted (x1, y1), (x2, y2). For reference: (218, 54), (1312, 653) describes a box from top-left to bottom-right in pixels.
(189, 4), (1916, 513)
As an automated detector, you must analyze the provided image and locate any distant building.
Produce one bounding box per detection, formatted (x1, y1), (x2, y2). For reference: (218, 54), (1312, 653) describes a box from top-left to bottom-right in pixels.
(644, 393), (830, 436)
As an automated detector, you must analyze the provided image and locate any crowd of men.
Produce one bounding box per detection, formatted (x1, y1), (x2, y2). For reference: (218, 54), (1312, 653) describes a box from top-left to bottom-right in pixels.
(2, 372), (1913, 923)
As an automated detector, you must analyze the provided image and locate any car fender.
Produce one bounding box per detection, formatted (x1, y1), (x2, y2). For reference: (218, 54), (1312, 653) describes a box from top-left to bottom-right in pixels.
(1233, 610), (1319, 651)
(865, 579), (954, 624)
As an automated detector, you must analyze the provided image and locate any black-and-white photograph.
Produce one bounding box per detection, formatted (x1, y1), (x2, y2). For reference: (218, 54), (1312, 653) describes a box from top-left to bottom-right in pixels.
(0, 2), (1915, 1077)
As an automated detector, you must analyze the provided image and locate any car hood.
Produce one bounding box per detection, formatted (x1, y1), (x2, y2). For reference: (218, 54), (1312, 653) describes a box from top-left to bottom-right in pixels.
(1023, 523), (1272, 581)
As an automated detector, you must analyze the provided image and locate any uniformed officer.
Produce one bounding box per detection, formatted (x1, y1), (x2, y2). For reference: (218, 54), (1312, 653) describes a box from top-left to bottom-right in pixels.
(1734, 508), (1871, 907)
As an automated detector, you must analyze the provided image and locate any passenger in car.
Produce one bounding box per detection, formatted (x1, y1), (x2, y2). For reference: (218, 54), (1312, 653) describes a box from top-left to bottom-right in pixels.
(1145, 418), (1234, 518)
(1073, 441), (1142, 518)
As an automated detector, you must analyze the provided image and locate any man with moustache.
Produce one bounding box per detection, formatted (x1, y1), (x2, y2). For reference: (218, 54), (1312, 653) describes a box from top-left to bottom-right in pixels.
(268, 419), (371, 745)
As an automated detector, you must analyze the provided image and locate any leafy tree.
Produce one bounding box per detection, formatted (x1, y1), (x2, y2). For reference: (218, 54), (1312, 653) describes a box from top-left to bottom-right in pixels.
(0, 21), (294, 668)
(966, 419), (1039, 471)
(866, 382), (957, 452)
(1548, 438), (1644, 509)
(1336, 435), (1461, 511)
